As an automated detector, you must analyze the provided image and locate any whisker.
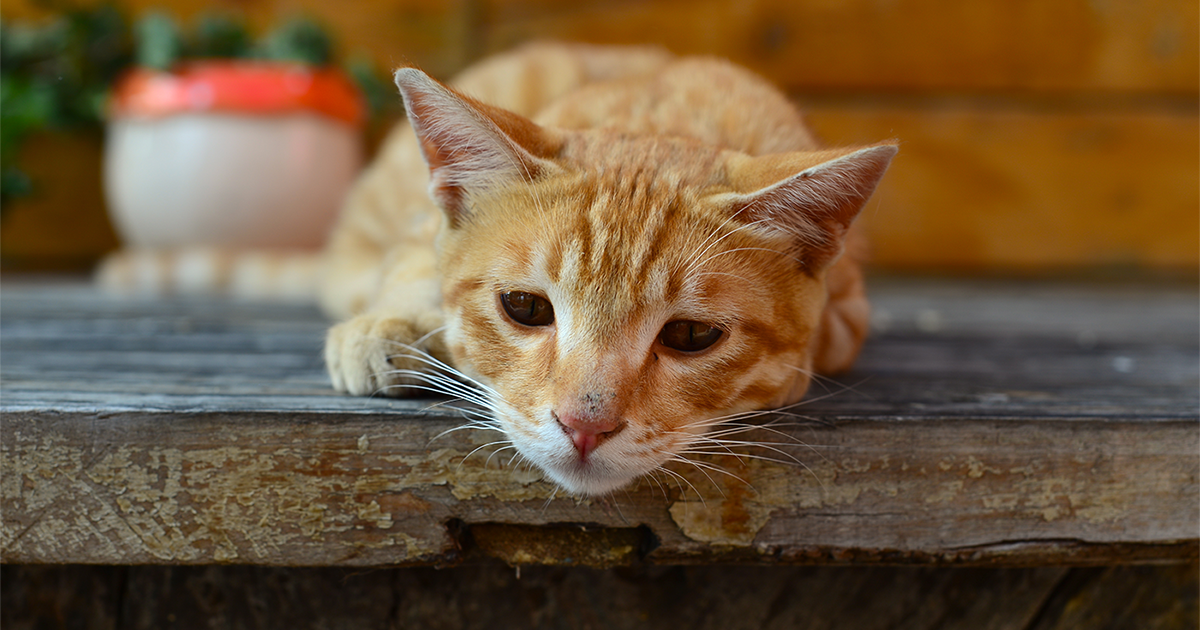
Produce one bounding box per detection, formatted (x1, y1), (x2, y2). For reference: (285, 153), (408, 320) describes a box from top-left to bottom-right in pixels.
(682, 217), (775, 275)
(782, 365), (875, 399)
(670, 455), (755, 494)
(695, 246), (803, 270)
(423, 403), (500, 427)
(679, 449), (807, 468)
(383, 369), (493, 407)
(458, 439), (512, 470)
(485, 444), (518, 468)
(430, 424), (499, 443)
(645, 470), (670, 500)
(540, 485), (560, 516)
(655, 466), (705, 507)
(668, 456), (727, 499)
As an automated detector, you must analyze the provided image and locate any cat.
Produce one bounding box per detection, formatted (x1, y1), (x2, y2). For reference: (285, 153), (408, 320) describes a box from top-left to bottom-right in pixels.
(320, 42), (896, 497)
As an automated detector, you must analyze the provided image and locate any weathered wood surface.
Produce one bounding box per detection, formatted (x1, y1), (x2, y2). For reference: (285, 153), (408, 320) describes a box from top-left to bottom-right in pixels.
(479, 0), (1199, 95)
(4, 563), (1197, 630)
(4, 1), (1198, 275)
(15, 0), (1195, 94)
(807, 104), (1199, 272)
(2, 279), (1197, 567)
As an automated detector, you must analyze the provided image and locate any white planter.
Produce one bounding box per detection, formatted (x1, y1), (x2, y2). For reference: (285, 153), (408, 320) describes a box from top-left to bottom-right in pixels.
(105, 112), (360, 248)
(103, 63), (365, 250)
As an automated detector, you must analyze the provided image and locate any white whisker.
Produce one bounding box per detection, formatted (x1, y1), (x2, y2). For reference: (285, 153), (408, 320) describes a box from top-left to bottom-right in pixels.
(681, 216), (773, 276)
(667, 456), (729, 497)
(655, 466), (705, 506)
(485, 444), (518, 468)
(458, 439), (512, 470)
(695, 246), (802, 270)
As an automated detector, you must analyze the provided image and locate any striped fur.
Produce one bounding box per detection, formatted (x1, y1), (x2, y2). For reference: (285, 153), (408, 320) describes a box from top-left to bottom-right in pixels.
(323, 43), (897, 495)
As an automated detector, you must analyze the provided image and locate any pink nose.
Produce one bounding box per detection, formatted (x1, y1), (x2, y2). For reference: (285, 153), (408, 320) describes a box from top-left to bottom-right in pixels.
(555, 411), (624, 459)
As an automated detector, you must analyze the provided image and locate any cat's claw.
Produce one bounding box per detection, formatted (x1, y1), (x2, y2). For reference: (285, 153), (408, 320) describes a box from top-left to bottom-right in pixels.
(325, 312), (447, 397)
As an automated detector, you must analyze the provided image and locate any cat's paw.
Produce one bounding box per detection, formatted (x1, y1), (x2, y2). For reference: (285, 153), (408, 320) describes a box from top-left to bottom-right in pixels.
(325, 312), (447, 397)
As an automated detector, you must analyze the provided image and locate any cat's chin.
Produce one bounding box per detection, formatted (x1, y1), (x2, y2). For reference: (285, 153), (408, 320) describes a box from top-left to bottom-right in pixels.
(541, 466), (640, 497)
(535, 453), (655, 497)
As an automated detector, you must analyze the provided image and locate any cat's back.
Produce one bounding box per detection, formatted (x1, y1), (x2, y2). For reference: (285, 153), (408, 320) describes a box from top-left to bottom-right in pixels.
(532, 56), (821, 156)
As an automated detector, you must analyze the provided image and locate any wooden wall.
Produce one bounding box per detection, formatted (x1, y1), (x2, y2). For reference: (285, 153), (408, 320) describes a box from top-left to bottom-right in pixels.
(4, 0), (1197, 274)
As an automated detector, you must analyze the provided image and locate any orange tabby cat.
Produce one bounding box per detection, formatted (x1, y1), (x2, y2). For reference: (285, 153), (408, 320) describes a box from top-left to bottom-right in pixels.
(322, 43), (895, 496)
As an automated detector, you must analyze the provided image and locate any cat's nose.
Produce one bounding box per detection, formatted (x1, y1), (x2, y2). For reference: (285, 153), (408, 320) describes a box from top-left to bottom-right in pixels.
(554, 411), (625, 459)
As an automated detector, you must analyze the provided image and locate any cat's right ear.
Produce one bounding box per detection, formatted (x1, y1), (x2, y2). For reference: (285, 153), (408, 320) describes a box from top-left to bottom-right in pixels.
(724, 143), (897, 272)
(394, 68), (562, 226)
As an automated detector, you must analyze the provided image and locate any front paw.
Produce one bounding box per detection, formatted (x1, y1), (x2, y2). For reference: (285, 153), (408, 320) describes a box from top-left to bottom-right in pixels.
(325, 312), (447, 396)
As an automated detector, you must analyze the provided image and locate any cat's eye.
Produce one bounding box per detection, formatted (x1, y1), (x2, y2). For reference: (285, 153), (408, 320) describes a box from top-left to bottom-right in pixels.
(500, 291), (555, 327)
(659, 320), (723, 353)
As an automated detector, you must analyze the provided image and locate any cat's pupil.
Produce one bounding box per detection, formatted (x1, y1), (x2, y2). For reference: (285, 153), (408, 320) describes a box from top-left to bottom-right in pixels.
(659, 320), (723, 352)
(500, 291), (554, 326)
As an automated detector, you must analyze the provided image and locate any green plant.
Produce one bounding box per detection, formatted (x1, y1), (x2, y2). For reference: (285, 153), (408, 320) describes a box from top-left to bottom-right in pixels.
(0, 4), (131, 208)
(133, 11), (337, 70)
(0, 6), (399, 211)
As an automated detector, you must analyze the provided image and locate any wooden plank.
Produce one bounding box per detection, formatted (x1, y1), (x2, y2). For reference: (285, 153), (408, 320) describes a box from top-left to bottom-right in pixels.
(1, 281), (1196, 567)
(5, 2), (1197, 275)
(479, 0), (1199, 94)
(2, 0), (475, 79)
(5, 563), (1195, 629)
(0, 133), (118, 272)
(805, 104), (1199, 272)
(7, 0), (1196, 94)
(1027, 565), (1200, 630)
(0, 561), (1070, 628)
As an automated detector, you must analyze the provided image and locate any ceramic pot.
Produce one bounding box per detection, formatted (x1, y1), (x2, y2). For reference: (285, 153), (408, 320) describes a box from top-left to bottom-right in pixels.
(105, 62), (364, 249)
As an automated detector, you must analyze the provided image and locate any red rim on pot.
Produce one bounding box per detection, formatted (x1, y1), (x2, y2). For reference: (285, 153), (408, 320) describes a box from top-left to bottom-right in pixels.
(110, 61), (366, 127)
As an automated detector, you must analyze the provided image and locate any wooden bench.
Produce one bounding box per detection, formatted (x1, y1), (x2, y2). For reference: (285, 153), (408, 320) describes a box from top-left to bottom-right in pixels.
(4, 277), (1196, 570)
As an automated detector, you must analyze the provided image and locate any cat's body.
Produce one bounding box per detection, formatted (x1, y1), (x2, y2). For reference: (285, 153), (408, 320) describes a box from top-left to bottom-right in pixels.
(319, 43), (895, 496)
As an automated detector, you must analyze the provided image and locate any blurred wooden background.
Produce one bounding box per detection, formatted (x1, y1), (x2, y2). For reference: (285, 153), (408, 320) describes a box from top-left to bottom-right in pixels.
(4, 0), (1197, 276)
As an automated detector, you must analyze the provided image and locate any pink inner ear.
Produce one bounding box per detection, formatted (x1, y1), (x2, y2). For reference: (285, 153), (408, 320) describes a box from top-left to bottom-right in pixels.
(738, 144), (897, 270)
(393, 68), (561, 224)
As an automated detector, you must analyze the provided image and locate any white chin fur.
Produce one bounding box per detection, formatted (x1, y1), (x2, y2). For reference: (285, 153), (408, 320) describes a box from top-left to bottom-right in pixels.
(539, 460), (643, 496)
(512, 435), (659, 496)
(499, 410), (662, 496)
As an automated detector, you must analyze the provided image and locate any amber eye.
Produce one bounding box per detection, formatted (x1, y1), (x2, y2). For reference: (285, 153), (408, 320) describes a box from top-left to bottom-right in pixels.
(500, 291), (554, 327)
(659, 320), (723, 352)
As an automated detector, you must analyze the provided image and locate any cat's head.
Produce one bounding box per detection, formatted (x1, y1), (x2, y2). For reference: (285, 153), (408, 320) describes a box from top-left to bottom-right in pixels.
(395, 68), (895, 495)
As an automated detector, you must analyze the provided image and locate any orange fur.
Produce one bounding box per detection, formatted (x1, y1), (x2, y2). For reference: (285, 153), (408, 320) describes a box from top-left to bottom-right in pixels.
(322, 43), (896, 495)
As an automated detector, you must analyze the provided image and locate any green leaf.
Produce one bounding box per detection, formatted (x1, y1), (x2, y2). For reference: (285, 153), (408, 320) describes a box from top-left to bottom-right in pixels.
(344, 56), (402, 123)
(135, 11), (182, 71)
(258, 17), (333, 66)
(190, 14), (251, 59)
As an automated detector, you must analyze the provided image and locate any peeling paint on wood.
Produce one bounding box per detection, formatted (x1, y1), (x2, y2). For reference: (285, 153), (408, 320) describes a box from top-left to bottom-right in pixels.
(1, 282), (1196, 566)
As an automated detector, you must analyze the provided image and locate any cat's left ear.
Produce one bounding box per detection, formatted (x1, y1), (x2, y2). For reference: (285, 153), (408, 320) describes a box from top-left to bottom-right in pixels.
(394, 67), (563, 226)
(725, 143), (898, 271)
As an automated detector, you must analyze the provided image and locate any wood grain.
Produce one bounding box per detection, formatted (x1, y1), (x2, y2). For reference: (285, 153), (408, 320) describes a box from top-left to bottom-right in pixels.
(805, 103), (1200, 272)
(0, 561), (1070, 628)
(3, 0), (1196, 273)
(479, 0), (1199, 94)
(5, 563), (1196, 629)
(1, 0), (474, 78)
(7, 0), (1196, 94)
(2, 281), (1196, 567)
(0, 133), (119, 271)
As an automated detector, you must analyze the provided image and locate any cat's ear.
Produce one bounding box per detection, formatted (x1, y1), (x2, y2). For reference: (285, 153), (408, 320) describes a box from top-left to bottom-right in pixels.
(725, 143), (897, 271)
(394, 67), (562, 225)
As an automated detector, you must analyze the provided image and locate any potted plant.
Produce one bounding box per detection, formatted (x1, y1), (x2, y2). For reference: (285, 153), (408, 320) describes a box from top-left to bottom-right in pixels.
(0, 6), (130, 268)
(104, 14), (370, 250)
(2, 10), (397, 270)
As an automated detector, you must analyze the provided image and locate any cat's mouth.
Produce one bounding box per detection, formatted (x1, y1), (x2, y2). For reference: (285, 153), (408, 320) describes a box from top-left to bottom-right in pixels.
(496, 405), (672, 495)
(539, 457), (643, 496)
(526, 436), (665, 496)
